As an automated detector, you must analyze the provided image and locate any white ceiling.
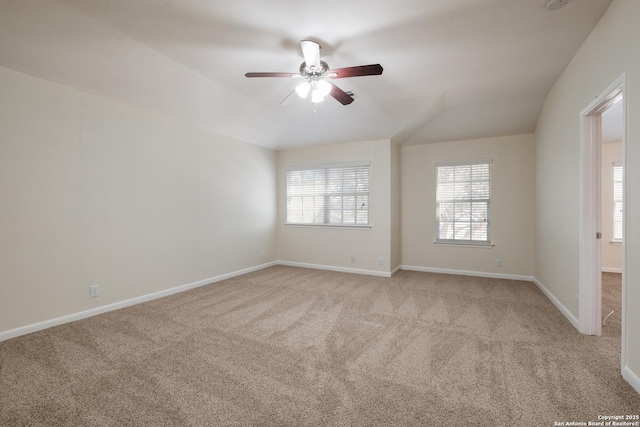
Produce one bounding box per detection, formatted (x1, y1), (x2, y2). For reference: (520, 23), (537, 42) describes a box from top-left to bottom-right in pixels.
(0, 0), (613, 150)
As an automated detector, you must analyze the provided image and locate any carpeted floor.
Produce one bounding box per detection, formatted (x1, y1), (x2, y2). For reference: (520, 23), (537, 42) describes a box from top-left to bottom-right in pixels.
(1, 266), (638, 426)
(601, 272), (622, 338)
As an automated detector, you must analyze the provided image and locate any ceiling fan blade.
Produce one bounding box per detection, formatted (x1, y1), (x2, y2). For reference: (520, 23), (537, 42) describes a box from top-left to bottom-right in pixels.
(245, 72), (297, 78)
(329, 82), (354, 105)
(300, 40), (321, 69)
(330, 64), (383, 79)
(280, 89), (297, 106)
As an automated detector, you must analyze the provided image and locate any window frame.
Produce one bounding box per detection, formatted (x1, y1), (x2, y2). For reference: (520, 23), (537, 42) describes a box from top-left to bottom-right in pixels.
(434, 159), (492, 246)
(612, 161), (623, 242)
(285, 161), (371, 228)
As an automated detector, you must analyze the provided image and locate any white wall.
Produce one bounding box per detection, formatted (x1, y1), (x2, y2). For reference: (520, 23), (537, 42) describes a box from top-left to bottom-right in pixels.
(0, 66), (277, 335)
(402, 134), (535, 278)
(534, 0), (640, 390)
(276, 140), (395, 275)
(602, 142), (622, 272)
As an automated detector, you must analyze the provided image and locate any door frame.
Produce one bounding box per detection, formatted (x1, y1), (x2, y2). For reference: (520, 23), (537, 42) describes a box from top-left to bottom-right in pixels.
(579, 73), (626, 353)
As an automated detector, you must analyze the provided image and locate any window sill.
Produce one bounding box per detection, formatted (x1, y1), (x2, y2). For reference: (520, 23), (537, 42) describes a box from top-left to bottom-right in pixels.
(433, 241), (494, 248)
(285, 223), (371, 230)
(609, 240), (622, 246)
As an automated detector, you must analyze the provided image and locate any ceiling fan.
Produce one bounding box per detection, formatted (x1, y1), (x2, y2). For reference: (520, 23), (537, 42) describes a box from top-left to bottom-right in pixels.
(245, 40), (383, 106)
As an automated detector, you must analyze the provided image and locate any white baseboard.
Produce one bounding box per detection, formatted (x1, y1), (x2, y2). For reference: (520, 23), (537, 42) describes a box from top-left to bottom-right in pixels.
(277, 260), (394, 277)
(602, 267), (622, 273)
(390, 265), (402, 277)
(532, 276), (580, 331)
(622, 366), (640, 395)
(400, 265), (533, 282)
(0, 261), (587, 344)
(0, 261), (278, 342)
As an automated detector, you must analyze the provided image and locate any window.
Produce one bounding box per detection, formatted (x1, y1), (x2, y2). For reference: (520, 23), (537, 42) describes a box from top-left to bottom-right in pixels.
(286, 162), (370, 226)
(613, 161), (623, 241)
(436, 160), (491, 244)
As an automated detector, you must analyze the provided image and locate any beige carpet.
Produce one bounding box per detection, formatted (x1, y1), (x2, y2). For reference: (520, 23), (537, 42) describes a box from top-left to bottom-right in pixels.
(1, 266), (638, 426)
(601, 272), (622, 338)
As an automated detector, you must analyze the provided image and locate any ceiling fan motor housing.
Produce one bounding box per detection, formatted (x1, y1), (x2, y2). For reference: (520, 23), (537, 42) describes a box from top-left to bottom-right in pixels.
(300, 60), (329, 77)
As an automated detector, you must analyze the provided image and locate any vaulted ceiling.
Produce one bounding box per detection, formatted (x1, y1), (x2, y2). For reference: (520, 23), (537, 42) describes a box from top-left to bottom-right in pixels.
(0, 0), (613, 150)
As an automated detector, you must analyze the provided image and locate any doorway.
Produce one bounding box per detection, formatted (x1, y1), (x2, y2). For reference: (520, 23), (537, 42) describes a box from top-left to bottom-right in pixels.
(579, 75), (626, 358)
(600, 97), (623, 337)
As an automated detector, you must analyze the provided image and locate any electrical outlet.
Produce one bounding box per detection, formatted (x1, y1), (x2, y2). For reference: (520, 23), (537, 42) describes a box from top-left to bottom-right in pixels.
(260, 251), (265, 259)
(89, 284), (100, 298)
(377, 257), (384, 266)
(496, 259), (502, 267)
(350, 255), (356, 263)
(576, 294), (580, 308)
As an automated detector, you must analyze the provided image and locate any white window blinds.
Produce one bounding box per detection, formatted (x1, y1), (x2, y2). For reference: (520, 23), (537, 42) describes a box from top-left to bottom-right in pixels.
(286, 162), (370, 226)
(613, 162), (623, 241)
(436, 160), (491, 243)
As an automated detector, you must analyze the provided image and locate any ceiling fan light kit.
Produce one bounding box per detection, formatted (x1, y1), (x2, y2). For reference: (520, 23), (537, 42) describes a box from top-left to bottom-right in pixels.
(295, 81), (310, 98)
(296, 76), (332, 103)
(245, 40), (383, 106)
